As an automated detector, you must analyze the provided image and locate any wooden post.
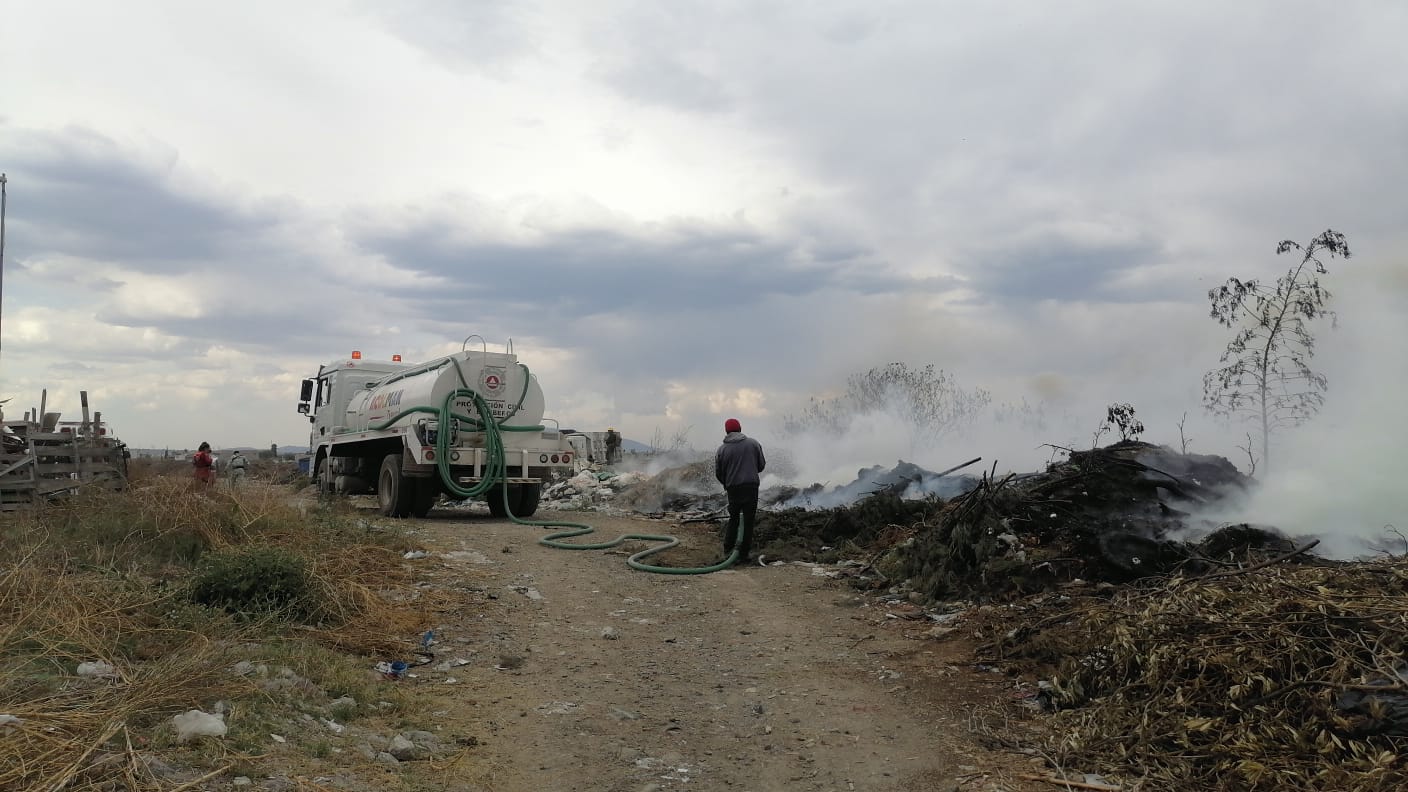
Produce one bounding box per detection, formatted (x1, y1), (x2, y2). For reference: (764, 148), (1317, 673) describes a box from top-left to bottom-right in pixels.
(27, 429), (37, 506)
(78, 391), (91, 484)
(39, 389), (46, 428)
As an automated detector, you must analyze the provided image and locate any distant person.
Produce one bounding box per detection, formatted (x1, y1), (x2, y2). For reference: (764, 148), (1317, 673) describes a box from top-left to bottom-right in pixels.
(714, 418), (766, 565)
(192, 442), (215, 486)
(228, 450), (249, 487)
(604, 428), (622, 464)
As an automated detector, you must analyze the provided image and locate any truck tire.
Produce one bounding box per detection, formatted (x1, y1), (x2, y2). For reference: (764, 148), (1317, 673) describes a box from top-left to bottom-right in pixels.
(513, 483), (541, 518)
(314, 457), (334, 496)
(378, 454), (413, 518)
(487, 483), (513, 518)
(410, 477), (439, 518)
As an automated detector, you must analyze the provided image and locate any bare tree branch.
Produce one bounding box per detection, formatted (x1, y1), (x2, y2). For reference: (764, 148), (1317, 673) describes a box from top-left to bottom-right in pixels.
(1203, 229), (1349, 474)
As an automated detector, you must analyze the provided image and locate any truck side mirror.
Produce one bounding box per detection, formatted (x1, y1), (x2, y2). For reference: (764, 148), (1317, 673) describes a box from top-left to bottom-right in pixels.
(299, 379), (315, 402)
(297, 403), (311, 415)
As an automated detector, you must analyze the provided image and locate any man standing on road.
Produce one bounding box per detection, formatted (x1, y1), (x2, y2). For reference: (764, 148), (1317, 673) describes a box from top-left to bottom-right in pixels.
(604, 428), (622, 465)
(228, 450), (249, 488)
(715, 418), (766, 564)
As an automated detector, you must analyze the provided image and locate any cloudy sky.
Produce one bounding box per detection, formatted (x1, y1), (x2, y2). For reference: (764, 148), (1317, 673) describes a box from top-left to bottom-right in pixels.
(2, 1), (1405, 498)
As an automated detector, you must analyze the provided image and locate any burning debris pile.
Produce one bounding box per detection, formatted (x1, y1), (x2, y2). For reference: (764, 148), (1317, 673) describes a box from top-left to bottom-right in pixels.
(775, 459), (980, 509)
(979, 560), (1408, 791)
(879, 441), (1292, 599)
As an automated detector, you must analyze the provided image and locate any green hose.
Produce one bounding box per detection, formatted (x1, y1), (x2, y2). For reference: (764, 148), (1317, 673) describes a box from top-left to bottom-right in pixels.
(538, 520), (746, 575)
(370, 365), (744, 574)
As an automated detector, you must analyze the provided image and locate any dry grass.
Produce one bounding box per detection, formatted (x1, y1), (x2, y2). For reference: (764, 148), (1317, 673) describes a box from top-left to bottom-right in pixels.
(0, 477), (437, 790)
(988, 560), (1408, 791)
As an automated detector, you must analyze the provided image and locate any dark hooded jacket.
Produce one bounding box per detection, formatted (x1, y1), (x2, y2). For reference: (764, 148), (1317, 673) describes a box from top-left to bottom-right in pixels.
(715, 432), (766, 488)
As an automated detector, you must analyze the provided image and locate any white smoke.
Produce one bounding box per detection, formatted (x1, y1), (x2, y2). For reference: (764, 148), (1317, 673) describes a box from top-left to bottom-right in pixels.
(762, 399), (1080, 499)
(1197, 263), (1408, 558)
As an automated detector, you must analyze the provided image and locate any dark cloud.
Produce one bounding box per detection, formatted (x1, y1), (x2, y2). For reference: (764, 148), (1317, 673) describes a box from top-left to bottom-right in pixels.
(961, 231), (1164, 303)
(353, 217), (945, 316)
(0, 127), (274, 272)
(579, 1), (1408, 298)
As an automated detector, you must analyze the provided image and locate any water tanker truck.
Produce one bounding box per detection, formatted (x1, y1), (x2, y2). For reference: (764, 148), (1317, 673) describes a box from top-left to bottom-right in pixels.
(296, 337), (576, 518)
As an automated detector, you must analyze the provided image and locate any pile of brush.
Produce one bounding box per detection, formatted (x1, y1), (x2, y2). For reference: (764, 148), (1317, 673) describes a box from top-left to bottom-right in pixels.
(985, 559), (1408, 791)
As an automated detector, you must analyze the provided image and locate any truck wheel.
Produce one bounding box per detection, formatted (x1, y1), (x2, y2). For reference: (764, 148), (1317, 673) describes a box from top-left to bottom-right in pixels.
(411, 477), (439, 518)
(514, 483), (541, 518)
(378, 454), (413, 518)
(487, 483), (513, 518)
(314, 458), (334, 496)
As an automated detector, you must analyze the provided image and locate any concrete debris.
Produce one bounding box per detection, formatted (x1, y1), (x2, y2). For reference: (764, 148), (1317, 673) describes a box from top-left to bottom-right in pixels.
(171, 709), (227, 742)
(76, 660), (118, 679)
(541, 470), (650, 511)
(389, 734), (419, 761)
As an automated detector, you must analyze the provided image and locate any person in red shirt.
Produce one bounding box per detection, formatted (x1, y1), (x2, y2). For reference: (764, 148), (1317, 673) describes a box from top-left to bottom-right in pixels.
(193, 442), (215, 485)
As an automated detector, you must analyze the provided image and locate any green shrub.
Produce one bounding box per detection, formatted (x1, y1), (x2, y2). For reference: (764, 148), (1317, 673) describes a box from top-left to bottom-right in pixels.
(188, 546), (321, 621)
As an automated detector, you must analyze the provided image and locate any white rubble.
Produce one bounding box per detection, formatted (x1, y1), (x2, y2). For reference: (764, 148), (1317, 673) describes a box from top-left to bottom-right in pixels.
(76, 660), (119, 679)
(171, 710), (227, 742)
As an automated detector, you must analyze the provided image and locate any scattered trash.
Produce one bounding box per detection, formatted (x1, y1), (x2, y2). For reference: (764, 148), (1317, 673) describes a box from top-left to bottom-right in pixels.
(0, 714), (22, 730)
(375, 660), (409, 680)
(403, 550), (430, 560)
(509, 585), (544, 601)
(536, 701), (580, 715)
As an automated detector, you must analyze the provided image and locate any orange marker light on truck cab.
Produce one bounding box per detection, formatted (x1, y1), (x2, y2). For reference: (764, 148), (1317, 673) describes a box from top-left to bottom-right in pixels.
(393, 355), (402, 362)
(351, 351), (362, 360)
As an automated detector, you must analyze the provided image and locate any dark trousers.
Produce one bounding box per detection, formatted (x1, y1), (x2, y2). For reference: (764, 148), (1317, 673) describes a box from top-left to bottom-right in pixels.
(724, 484), (759, 559)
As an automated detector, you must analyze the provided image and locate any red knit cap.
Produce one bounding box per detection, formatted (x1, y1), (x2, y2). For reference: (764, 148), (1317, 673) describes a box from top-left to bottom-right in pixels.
(724, 418), (742, 433)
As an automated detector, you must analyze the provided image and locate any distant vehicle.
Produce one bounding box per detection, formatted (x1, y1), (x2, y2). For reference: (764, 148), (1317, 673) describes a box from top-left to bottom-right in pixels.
(297, 337), (575, 518)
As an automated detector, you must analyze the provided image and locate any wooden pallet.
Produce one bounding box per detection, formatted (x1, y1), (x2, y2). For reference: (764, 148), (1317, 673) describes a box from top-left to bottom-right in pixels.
(1, 389), (129, 510)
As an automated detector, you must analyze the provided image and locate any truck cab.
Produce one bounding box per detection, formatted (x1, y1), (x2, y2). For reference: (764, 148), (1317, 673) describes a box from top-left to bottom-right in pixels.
(299, 355), (409, 445)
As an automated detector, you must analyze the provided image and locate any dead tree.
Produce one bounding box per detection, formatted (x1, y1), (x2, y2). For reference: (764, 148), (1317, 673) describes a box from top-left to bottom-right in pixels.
(1202, 229), (1349, 475)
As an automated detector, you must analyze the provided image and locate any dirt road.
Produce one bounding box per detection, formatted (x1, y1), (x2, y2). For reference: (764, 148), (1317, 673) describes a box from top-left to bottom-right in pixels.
(390, 508), (1033, 792)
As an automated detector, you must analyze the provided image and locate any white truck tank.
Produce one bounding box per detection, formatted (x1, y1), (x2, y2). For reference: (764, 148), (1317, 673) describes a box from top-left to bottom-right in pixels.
(344, 351), (545, 433)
